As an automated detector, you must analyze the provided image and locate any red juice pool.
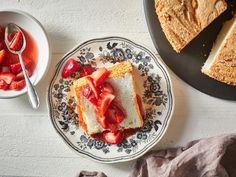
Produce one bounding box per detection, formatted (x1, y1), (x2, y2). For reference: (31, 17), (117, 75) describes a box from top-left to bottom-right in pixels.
(0, 25), (38, 91)
(1, 28), (38, 73)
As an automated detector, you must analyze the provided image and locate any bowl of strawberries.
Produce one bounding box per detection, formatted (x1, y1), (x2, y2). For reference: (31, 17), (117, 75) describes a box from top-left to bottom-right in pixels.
(0, 10), (50, 98)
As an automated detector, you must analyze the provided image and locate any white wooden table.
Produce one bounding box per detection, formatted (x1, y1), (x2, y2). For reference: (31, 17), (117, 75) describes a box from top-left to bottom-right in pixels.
(0, 0), (235, 176)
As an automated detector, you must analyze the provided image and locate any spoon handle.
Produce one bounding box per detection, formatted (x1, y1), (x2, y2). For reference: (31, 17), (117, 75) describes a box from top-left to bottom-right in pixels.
(18, 54), (40, 109)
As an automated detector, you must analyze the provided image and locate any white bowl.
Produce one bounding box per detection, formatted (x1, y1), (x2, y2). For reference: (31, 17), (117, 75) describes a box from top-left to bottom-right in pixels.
(0, 10), (51, 98)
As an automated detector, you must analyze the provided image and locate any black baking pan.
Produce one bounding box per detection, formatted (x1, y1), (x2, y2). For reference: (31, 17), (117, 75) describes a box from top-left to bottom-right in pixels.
(144, 0), (236, 100)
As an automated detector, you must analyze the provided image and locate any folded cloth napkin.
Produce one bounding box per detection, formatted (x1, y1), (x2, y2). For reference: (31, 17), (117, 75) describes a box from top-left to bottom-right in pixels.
(129, 134), (236, 177)
(79, 134), (236, 177)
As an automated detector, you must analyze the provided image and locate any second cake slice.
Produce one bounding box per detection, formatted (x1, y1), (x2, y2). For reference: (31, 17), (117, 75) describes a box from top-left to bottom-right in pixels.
(202, 16), (236, 86)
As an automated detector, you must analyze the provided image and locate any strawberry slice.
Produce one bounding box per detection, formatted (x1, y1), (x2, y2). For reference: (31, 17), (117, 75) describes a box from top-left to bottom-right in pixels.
(115, 112), (125, 123)
(62, 58), (79, 78)
(91, 67), (109, 86)
(0, 72), (15, 84)
(96, 114), (108, 129)
(98, 82), (114, 94)
(96, 114), (118, 130)
(0, 49), (6, 64)
(86, 76), (99, 99)
(100, 105), (124, 130)
(102, 131), (123, 144)
(89, 97), (97, 106)
(15, 69), (32, 81)
(0, 79), (9, 90)
(1, 53), (11, 67)
(8, 31), (16, 41)
(11, 59), (32, 73)
(105, 107), (117, 124)
(82, 86), (92, 98)
(81, 65), (96, 76)
(9, 80), (25, 90)
(107, 101), (126, 124)
(10, 63), (22, 74)
(97, 92), (115, 116)
(10, 58), (32, 74)
(111, 99), (126, 119)
(9, 31), (23, 51)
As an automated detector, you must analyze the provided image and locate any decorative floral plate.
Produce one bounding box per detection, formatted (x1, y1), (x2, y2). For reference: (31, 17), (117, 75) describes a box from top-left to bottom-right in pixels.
(47, 37), (174, 163)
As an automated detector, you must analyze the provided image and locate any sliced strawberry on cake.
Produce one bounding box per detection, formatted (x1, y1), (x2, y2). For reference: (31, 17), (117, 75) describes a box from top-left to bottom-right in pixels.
(97, 92), (115, 117)
(91, 67), (109, 86)
(102, 131), (123, 145)
(97, 82), (114, 94)
(81, 65), (96, 76)
(86, 76), (99, 99)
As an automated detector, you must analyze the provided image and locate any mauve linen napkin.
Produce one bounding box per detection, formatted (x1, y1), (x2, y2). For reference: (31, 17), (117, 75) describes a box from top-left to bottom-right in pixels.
(79, 134), (236, 177)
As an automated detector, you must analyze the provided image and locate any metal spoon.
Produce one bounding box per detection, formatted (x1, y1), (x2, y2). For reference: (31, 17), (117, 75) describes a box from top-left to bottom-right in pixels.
(5, 23), (40, 109)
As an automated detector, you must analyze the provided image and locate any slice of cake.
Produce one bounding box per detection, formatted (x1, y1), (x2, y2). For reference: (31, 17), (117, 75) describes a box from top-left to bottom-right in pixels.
(155, 0), (227, 52)
(72, 61), (143, 136)
(202, 16), (236, 86)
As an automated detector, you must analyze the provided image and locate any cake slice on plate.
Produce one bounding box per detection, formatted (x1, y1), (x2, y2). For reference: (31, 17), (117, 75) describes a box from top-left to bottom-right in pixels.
(154, 0), (227, 52)
(72, 61), (143, 139)
(202, 16), (236, 86)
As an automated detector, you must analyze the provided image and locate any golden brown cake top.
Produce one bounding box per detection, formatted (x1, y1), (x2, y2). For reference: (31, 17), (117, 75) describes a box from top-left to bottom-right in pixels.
(155, 0), (227, 52)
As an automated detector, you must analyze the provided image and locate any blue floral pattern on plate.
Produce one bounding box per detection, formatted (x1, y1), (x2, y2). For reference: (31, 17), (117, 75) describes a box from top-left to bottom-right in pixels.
(48, 37), (174, 163)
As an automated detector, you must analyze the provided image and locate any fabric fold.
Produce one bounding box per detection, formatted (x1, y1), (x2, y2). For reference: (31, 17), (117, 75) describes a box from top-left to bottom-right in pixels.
(78, 134), (236, 177)
(129, 134), (236, 177)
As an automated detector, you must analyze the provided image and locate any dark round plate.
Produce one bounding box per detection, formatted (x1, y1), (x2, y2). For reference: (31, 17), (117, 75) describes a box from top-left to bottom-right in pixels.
(144, 0), (236, 100)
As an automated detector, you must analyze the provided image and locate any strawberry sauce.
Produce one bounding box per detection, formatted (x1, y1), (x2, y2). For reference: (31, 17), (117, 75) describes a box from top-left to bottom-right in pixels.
(93, 128), (139, 143)
(5, 29), (38, 71)
(0, 25), (38, 91)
